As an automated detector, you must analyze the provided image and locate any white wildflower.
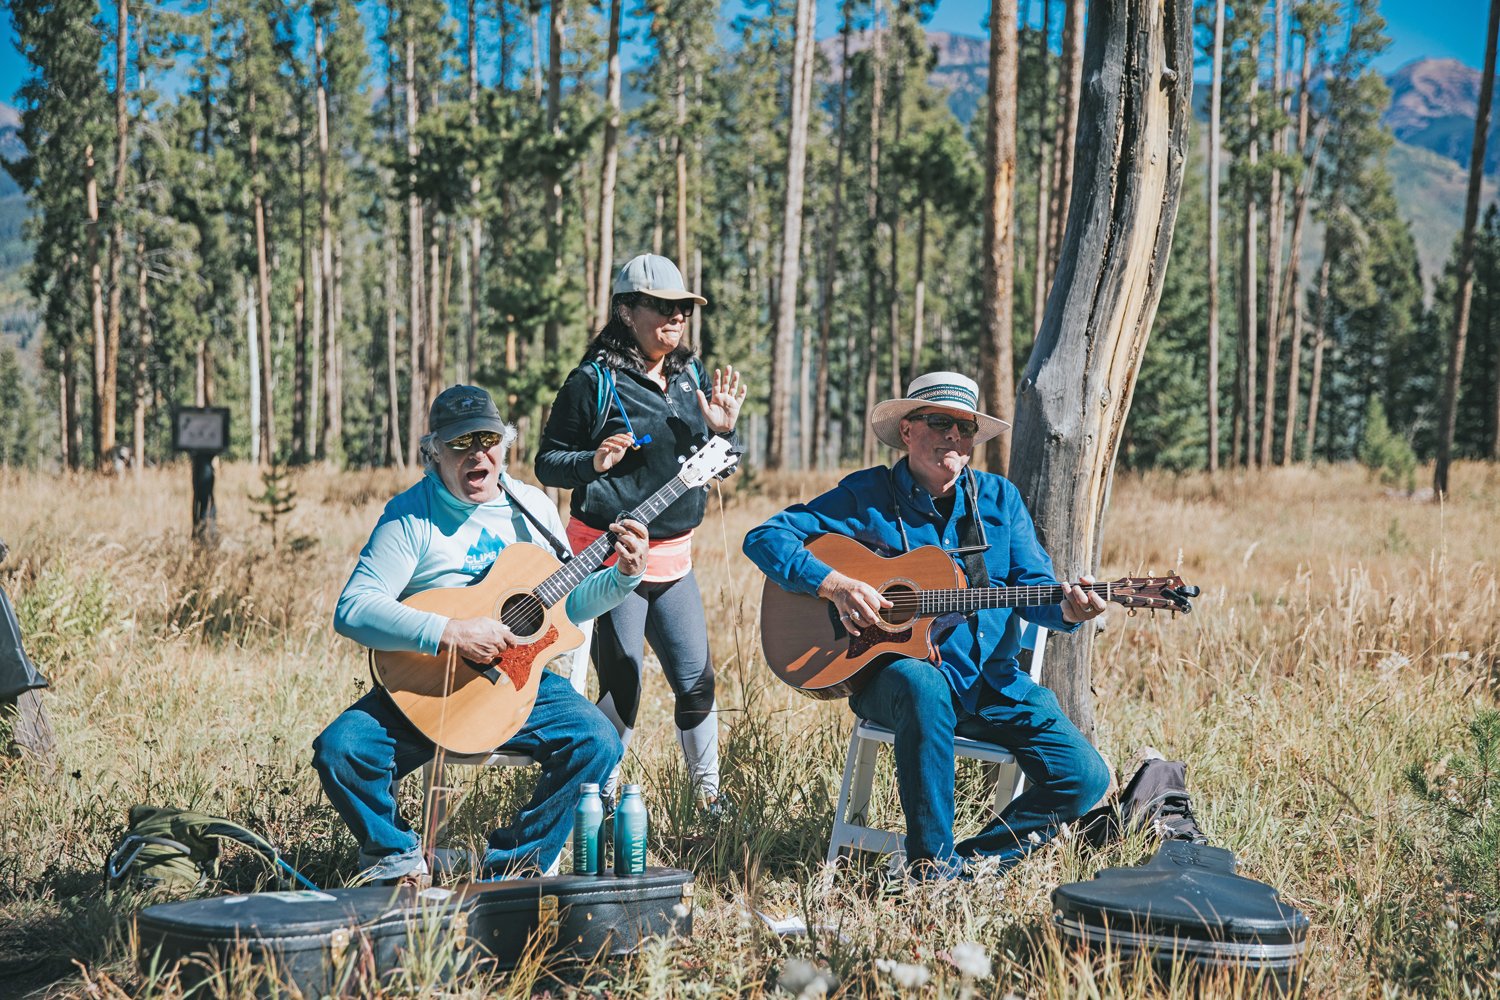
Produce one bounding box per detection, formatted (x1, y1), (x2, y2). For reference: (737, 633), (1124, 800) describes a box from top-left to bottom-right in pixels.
(875, 958), (931, 989)
(948, 941), (992, 980)
(672, 902), (691, 919)
(1026, 831), (1042, 846)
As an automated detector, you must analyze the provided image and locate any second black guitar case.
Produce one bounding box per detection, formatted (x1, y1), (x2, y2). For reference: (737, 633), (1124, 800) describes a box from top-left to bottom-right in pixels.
(1052, 841), (1309, 989)
(135, 867), (693, 996)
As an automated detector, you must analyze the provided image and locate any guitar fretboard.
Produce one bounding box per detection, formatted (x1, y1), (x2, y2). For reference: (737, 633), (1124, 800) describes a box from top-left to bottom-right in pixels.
(531, 476), (695, 607)
(910, 581), (1115, 617)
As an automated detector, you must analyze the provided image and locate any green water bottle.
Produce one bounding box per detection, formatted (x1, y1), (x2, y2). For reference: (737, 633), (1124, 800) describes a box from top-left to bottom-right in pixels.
(613, 784), (648, 876)
(573, 783), (605, 875)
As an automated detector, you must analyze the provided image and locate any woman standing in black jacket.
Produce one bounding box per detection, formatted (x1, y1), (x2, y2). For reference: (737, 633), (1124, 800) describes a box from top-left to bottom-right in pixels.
(536, 254), (746, 806)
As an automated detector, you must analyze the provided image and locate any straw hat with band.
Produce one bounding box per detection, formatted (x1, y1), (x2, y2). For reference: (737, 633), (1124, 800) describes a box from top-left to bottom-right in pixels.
(870, 371), (1010, 450)
(612, 253), (708, 306)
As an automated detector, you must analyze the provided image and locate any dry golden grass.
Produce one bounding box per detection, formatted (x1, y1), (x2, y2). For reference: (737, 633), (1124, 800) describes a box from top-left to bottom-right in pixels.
(2, 459), (1499, 998)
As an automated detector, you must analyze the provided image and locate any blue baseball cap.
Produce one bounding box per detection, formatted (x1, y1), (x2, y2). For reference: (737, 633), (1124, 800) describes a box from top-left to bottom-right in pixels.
(428, 385), (507, 442)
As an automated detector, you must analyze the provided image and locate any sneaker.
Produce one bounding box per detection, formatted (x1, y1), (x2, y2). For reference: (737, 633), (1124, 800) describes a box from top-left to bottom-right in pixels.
(1147, 791), (1208, 844)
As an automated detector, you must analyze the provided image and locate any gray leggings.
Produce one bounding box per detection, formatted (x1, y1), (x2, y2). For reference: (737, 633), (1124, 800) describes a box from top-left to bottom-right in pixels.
(591, 570), (719, 794)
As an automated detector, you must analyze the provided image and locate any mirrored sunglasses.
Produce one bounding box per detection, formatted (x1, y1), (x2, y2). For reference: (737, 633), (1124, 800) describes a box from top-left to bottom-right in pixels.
(636, 294), (694, 318)
(444, 430), (503, 451)
(910, 413), (979, 438)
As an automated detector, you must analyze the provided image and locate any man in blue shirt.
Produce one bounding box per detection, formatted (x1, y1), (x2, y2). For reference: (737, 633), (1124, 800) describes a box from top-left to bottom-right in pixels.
(313, 385), (649, 886)
(743, 372), (1110, 878)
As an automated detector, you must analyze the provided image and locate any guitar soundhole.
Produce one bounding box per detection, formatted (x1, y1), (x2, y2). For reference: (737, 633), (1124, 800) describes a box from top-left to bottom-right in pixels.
(498, 593), (546, 640)
(880, 583), (917, 626)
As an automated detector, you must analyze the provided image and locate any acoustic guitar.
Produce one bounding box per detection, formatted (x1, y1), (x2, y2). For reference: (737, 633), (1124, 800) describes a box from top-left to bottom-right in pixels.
(372, 436), (738, 754)
(759, 534), (1199, 700)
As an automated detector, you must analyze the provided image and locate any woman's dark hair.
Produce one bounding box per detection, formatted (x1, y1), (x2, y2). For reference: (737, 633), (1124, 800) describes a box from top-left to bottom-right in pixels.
(580, 293), (696, 378)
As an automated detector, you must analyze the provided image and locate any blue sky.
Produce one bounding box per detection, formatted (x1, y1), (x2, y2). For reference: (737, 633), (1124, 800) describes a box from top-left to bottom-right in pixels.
(0, 1), (1490, 109)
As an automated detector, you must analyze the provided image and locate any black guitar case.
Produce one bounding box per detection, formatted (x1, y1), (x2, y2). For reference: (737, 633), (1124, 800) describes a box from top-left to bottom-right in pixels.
(1052, 841), (1309, 988)
(135, 867), (693, 996)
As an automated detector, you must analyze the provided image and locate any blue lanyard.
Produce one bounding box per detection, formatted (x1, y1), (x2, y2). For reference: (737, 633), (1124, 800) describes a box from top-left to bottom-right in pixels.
(605, 373), (653, 449)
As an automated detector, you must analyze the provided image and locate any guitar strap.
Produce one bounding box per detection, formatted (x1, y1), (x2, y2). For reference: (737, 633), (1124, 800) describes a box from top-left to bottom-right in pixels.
(498, 478), (573, 562)
(886, 465), (991, 589)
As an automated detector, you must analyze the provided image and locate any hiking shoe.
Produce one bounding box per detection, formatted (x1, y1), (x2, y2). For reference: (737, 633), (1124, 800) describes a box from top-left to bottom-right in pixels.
(1149, 791), (1208, 844)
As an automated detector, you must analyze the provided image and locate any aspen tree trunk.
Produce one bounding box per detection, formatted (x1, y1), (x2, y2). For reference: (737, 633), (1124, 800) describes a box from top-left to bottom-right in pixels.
(1260, 0), (1286, 467)
(250, 95), (276, 465)
(316, 17), (337, 460)
(1435, 0), (1499, 495)
(652, 137), (666, 257)
(767, 0), (815, 470)
(692, 68), (705, 347)
(981, 0), (1018, 474)
(1241, 34), (1259, 467)
(528, 6), (544, 99)
(405, 29), (425, 466)
(465, 0), (481, 384)
(813, 2), (852, 468)
(595, 0), (623, 330)
(674, 30), (689, 268)
(247, 288), (262, 466)
(908, 197), (928, 385)
(132, 239), (149, 472)
(1305, 248), (1331, 460)
(385, 215), (405, 469)
(62, 342), (79, 469)
(1008, 0), (1192, 732)
(87, 143), (106, 467)
(293, 107), (310, 464)
(887, 10), (906, 399)
(861, 0), (886, 467)
(544, 2), (564, 358)
(1206, 0), (1224, 472)
(428, 219), (444, 402)
(1280, 25), (1317, 465)
(103, 0), (128, 473)
(1031, 0), (1051, 338)
(1046, 0), (1083, 283)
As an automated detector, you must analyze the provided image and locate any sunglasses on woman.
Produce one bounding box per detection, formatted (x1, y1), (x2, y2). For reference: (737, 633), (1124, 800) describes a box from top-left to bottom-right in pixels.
(636, 294), (694, 318)
(909, 413), (980, 438)
(444, 430), (503, 451)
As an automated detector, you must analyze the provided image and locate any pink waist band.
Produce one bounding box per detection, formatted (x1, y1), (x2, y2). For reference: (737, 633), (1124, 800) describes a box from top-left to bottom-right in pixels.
(565, 518), (693, 584)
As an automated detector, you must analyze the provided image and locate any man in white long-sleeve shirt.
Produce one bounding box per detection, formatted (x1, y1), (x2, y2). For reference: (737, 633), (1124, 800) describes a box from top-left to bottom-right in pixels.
(313, 385), (648, 886)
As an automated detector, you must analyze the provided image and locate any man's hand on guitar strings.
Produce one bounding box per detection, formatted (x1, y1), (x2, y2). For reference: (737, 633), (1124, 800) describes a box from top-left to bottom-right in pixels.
(1060, 574), (1109, 624)
(609, 519), (650, 577)
(441, 617), (520, 665)
(817, 570), (892, 636)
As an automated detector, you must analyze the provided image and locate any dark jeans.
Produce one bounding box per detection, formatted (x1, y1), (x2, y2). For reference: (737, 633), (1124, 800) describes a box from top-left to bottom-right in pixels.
(848, 656), (1110, 873)
(312, 670), (622, 879)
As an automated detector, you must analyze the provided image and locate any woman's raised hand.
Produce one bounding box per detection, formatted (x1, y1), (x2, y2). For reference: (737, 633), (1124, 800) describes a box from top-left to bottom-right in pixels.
(592, 432), (635, 473)
(696, 365), (748, 434)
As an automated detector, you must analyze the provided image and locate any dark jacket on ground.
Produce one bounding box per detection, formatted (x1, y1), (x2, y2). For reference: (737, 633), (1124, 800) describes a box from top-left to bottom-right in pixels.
(536, 359), (733, 538)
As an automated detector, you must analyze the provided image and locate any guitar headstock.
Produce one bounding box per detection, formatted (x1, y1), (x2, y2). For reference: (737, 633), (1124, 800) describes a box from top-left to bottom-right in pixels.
(679, 436), (739, 488)
(1106, 575), (1201, 613)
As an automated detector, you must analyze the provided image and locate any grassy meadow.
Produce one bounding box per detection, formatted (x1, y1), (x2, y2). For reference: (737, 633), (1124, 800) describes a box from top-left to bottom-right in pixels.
(2, 459), (1499, 998)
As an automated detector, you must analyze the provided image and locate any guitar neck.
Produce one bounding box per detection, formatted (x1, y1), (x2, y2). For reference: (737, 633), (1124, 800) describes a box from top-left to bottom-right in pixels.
(916, 581), (1113, 616)
(531, 475), (695, 606)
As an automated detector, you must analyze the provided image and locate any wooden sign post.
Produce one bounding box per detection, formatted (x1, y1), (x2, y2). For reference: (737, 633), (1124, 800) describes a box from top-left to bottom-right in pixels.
(173, 407), (230, 543)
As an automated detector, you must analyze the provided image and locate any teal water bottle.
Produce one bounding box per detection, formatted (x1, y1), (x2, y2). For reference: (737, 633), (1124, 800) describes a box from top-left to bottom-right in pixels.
(613, 784), (648, 876)
(573, 783), (604, 875)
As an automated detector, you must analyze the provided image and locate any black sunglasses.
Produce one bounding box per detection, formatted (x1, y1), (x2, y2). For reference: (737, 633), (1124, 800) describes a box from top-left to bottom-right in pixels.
(635, 294), (694, 319)
(908, 413), (979, 438)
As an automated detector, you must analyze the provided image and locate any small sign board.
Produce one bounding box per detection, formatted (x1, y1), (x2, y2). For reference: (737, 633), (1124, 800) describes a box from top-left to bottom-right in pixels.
(173, 407), (230, 454)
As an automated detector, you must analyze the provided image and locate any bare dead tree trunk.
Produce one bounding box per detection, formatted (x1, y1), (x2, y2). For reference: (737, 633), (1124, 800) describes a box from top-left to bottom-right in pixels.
(981, 0), (1018, 474)
(767, 0), (815, 470)
(1435, 0), (1499, 496)
(293, 96), (310, 464)
(813, 2), (852, 468)
(1046, 0), (1083, 284)
(528, 5), (544, 100)
(594, 0), (622, 330)
(674, 29), (689, 269)
(103, 0), (129, 473)
(1008, 0), (1192, 733)
(861, 0), (886, 467)
(543, 2), (564, 359)
(1206, 0), (1223, 473)
(908, 197), (928, 385)
(132, 238), (149, 472)
(886, 12), (906, 399)
(1280, 31), (1319, 466)
(316, 16), (337, 460)
(465, 0), (481, 384)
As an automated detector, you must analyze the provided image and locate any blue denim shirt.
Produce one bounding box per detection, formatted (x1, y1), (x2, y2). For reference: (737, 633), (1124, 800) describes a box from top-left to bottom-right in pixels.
(742, 459), (1078, 712)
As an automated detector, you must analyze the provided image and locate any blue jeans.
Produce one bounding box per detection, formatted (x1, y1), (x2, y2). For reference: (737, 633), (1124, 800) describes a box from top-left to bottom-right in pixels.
(312, 670), (622, 880)
(848, 657), (1110, 875)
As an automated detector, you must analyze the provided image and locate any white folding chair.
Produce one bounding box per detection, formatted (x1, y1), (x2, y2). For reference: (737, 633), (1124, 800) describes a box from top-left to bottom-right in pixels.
(420, 620), (593, 877)
(825, 623), (1048, 866)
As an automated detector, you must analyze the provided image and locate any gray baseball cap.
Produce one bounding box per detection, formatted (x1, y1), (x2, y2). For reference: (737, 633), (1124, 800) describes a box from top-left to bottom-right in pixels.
(611, 254), (708, 305)
(428, 385), (506, 441)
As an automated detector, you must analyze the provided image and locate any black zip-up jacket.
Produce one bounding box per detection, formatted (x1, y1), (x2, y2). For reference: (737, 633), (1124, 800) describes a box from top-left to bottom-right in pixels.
(536, 360), (736, 538)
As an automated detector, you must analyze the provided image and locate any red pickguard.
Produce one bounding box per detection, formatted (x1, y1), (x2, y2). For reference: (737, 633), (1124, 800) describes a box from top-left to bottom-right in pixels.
(494, 625), (559, 689)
